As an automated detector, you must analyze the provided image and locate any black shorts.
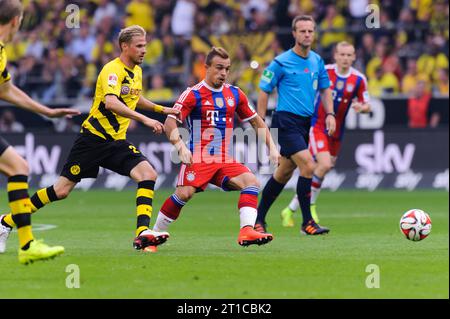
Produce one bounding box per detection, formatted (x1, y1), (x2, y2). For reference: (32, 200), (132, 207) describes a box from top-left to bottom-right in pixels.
(271, 111), (311, 158)
(0, 136), (11, 156)
(61, 132), (149, 183)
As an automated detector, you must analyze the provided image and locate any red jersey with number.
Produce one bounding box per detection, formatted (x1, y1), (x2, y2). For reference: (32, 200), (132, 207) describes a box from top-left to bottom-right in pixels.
(172, 80), (257, 162)
(311, 64), (369, 140)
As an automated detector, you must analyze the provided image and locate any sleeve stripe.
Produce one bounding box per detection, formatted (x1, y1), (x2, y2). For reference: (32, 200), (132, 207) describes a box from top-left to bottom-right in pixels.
(240, 113), (257, 122)
(178, 88), (192, 103)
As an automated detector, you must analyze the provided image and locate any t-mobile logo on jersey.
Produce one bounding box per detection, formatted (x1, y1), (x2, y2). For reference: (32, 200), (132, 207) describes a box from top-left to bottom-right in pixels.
(206, 110), (220, 126)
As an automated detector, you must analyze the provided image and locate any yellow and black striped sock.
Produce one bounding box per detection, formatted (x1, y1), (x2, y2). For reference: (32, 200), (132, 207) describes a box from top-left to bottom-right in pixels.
(2, 185), (59, 229)
(7, 175), (34, 249)
(135, 180), (155, 237)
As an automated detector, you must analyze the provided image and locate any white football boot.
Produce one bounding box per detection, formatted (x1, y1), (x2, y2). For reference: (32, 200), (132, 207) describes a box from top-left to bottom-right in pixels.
(0, 215), (12, 253)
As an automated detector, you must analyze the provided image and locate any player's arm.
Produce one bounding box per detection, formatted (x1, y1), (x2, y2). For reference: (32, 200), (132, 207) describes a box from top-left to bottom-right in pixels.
(319, 87), (336, 136)
(104, 94), (163, 134)
(163, 89), (195, 164)
(257, 90), (270, 120)
(164, 116), (192, 164)
(0, 81), (80, 118)
(318, 58), (336, 136)
(352, 75), (371, 113)
(257, 60), (282, 120)
(237, 88), (280, 165)
(248, 114), (280, 166)
(137, 95), (180, 118)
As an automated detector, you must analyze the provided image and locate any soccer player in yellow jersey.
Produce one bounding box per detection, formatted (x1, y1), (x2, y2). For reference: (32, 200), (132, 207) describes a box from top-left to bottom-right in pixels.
(0, 24), (180, 253)
(0, 0), (81, 264)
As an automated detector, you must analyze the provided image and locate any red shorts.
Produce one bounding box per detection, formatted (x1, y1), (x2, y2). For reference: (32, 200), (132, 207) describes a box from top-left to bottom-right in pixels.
(176, 161), (251, 191)
(309, 127), (341, 157)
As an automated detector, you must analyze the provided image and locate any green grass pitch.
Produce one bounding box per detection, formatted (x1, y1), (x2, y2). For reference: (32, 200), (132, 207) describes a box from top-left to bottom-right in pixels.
(0, 189), (448, 298)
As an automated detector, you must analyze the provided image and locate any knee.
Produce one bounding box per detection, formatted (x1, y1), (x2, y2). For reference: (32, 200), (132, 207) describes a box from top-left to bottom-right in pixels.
(299, 161), (315, 178)
(321, 162), (333, 173)
(139, 167), (158, 181)
(11, 157), (29, 176)
(54, 185), (71, 200)
(145, 169), (158, 181)
(274, 168), (294, 184)
(176, 188), (194, 202)
(131, 162), (158, 182)
(242, 175), (260, 189)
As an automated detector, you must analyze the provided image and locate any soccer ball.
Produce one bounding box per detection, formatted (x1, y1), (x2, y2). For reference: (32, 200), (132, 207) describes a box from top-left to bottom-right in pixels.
(399, 209), (432, 241)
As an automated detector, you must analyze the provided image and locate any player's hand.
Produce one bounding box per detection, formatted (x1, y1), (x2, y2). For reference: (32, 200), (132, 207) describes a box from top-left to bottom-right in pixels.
(166, 108), (183, 124)
(326, 114), (336, 137)
(351, 102), (364, 113)
(352, 102), (371, 113)
(177, 144), (193, 164)
(47, 108), (81, 118)
(163, 107), (180, 116)
(143, 118), (164, 134)
(269, 147), (281, 166)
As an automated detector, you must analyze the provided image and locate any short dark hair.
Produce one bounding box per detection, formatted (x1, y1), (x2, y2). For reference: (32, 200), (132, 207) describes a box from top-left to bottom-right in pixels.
(292, 15), (316, 31)
(0, 0), (23, 25)
(205, 47), (229, 66)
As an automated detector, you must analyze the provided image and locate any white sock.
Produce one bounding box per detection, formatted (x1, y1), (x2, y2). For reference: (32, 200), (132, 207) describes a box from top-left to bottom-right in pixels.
(153, 212), (174, 232)
(239, 207), (257, 228)
(288, 195), (300, 211)
(311, 187), (321, 205)
(311, 175), (323, 205)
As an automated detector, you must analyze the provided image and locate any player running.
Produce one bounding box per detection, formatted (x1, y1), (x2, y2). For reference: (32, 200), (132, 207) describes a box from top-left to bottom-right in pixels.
(281, 41), (371, 227)
(149, 47), (280, 250)
(255, 15), (335, 236)
(0, 0), (80, 264)
(1, 25), (179, 254)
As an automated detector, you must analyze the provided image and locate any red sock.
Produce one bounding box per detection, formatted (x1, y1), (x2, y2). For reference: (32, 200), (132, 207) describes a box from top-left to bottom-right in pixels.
(238, 186), (259, 209)
(160, 194), (186, 220)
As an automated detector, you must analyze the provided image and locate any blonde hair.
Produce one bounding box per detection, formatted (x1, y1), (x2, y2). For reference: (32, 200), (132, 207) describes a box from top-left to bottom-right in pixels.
(118, 25), (146, 51)
(335, 41), (354, 52)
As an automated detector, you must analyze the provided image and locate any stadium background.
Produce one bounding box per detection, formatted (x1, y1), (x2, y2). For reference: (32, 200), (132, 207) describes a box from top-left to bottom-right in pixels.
(0, 0), (448, 191)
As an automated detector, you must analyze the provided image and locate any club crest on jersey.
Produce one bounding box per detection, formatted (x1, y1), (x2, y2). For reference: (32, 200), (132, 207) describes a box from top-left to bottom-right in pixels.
(346, 84), (354, 92)
(121, 86), (130, 95)
(186, 171), (196, 182)
(215, 97), (224, 108)
(70, 165), (81, 175)
(336, 80), (344, 90)
(226, 97), (235, 107)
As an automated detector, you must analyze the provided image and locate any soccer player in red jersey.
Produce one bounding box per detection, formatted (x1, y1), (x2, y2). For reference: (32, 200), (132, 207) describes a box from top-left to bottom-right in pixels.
(149, 47), (280, 249)
(281, 41), (371, 226)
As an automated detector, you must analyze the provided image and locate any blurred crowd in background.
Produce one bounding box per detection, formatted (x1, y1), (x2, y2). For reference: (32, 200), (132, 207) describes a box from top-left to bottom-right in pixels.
(0, 0), (449, 132)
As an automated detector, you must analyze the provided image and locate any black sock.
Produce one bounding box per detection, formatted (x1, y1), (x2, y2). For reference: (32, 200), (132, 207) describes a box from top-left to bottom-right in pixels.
(256, 176), (286, 224)
(21, 240), (33, 251)
(297, 176), (313, 226)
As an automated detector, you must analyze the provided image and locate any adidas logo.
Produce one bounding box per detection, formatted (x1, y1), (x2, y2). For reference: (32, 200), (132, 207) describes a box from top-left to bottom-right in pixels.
(205, 100), (212, 105)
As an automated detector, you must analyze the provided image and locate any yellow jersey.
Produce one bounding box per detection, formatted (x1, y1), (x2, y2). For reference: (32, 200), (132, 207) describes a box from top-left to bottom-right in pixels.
(81, 57), (142, 141)
(0, 41), (12, 85)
